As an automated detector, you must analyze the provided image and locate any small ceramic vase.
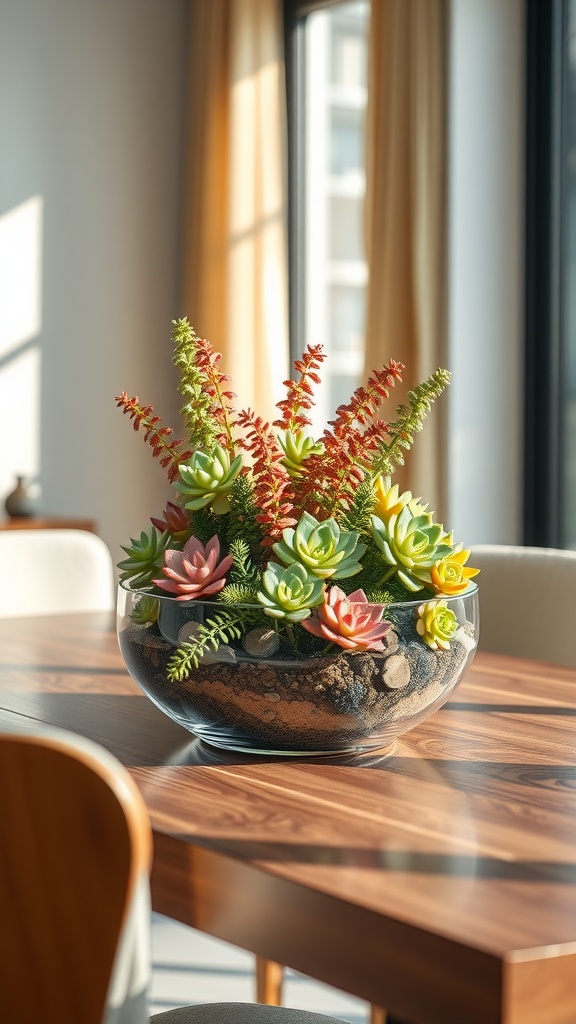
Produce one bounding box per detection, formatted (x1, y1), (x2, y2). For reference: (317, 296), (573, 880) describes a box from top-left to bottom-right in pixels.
(4, 475), (37, 518)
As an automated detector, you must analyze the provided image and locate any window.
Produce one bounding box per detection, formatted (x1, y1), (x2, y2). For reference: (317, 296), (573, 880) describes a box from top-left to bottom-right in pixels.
(525, 0), (576, 548)
(285, 0), (370, 432)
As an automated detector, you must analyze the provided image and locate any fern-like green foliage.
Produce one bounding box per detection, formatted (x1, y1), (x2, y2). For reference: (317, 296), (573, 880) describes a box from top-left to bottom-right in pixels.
(225, 475), (264, 552)
(188, 505), (221, 545)
(363, 587), (396, 605)
(171, 317), (221, 451)
(219, 539), (260, 604)
(166, 610), (250, 682)
(370, 369), (451, 478)
(339, 478), (377, 536)
(219, 582), (260, 605)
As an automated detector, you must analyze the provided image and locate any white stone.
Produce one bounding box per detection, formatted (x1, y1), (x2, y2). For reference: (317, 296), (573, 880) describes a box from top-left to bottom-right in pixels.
(383, 653), (411, 689)
(178, 621), (201, 644)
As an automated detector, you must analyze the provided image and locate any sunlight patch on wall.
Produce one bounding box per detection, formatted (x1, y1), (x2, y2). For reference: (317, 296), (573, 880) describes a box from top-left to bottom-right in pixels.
(0, 197), (43, 503)
(0, 196), (43, 352)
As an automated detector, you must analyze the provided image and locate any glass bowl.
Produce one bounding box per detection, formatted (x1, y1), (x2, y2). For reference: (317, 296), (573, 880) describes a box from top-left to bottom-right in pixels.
(117, 582), (479, 757)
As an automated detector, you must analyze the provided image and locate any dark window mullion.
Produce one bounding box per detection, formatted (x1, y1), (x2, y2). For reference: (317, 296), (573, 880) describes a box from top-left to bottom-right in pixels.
(524, 0), (565, 546)
(550, 1), (567, 544)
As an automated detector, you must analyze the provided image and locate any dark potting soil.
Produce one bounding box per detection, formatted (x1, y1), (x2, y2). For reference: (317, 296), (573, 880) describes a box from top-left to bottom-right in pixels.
(119, 621), (476, 751)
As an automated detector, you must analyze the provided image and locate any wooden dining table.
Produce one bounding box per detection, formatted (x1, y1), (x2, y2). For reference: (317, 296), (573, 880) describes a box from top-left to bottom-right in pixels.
(0, 610), (575, 1024)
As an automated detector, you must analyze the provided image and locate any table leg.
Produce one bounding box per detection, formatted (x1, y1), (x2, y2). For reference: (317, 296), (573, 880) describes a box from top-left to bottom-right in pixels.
(370, 1006), (388, 1024)
(256, 956), (284, 1005)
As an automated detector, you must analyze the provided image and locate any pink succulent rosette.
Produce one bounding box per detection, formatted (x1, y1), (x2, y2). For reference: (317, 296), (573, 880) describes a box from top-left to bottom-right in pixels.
(154, 534), (233, 600)
(301, 586), (390, 651)
(150, 500), (190, 537)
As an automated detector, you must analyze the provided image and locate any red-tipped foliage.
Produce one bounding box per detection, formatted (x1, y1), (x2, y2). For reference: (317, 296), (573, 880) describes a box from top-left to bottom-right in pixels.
(236, 409), (297, 544)
(294, 361), (404, 518)
(273, 344), (326, 431)
(116, 393), (193, 483)
(330, 362), (404, 438)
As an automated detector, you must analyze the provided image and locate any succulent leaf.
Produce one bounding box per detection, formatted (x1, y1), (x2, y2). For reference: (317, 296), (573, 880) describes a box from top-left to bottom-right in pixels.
(150, 500), (191, 543)
(374, 474), (428, 520)
(117, 528), (171, 587)
(131, 595), (159, 625)
(415, 599), (458, 650)
(371, 506), (453, 592)
(257, 561), (324, 621)
(430, 546), (479, 595)
(276, 429), (324, 479)
(154, 534), (233, 600)
(273, 512), (366, 580)
(175, 445), (243, 514)
(301, 586), (390, 651)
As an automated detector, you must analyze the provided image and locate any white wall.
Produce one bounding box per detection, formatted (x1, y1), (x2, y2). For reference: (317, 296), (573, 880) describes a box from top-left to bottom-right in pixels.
(0, 0), (188, 561)
(447, 0), (525, 544)
(0, 0), (527, 561)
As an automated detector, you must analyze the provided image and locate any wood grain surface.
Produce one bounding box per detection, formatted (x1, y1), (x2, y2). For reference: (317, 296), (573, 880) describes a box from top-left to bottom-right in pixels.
(1, 612), (575, 1024)
(0, 517), (96, 531)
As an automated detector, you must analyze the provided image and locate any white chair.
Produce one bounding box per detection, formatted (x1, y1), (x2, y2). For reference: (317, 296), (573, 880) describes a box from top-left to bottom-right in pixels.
(0, 724), (346, 1024)
(470, 543), (576, 667)
(0, 528), (115, 617)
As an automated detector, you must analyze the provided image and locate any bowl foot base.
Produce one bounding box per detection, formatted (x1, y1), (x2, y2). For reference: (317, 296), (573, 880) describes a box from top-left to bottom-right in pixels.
(196, 737), (398, 761)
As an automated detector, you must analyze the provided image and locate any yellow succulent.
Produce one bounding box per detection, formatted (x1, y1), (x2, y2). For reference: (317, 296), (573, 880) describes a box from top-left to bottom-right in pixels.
(416, 599), (458, 651)
(430, 546), (479, 596)
(374, 474), (428, 521)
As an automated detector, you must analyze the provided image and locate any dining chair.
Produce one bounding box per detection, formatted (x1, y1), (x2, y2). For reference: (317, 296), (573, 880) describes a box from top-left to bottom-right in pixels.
(470, 543), (576, 667)
(0, 527), (286, 1010)
(0, 527), (115, 616)
(0, 724), (347, 1024)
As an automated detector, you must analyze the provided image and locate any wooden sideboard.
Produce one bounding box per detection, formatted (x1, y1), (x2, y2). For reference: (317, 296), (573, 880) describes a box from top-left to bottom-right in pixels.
(0, 517), (96, 532)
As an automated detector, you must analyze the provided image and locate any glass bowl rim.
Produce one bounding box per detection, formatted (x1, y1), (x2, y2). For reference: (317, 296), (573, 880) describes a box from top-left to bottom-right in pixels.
(118, 578), (478, 612)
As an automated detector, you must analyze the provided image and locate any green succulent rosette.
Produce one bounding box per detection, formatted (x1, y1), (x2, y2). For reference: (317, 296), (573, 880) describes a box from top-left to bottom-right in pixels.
(276, 429), (324, 479)
(371, 506), (453, 592)
(131, 594), (159, 625)
(273, 512), (366, 580)
(257, 561), (325, 622)
(175, 443), (242, 515)
(416, 599), (458, 650)
(118, 527), (171, 588)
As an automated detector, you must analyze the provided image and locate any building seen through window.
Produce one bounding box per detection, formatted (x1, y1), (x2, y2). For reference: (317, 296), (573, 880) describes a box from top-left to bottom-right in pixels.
(292, 1), (369, 432)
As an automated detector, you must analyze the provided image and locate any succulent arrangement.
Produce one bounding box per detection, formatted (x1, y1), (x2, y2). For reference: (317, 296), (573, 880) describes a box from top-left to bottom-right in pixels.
(117, 318), (478, 683)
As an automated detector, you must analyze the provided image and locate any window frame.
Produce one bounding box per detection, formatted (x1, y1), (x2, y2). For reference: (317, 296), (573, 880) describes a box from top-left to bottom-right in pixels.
(524, 0), (567, 546)
(283, 0), (360, 361)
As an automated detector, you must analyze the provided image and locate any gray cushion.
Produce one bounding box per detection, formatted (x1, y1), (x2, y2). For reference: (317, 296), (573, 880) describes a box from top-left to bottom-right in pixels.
(150, 1003), (345, 1024)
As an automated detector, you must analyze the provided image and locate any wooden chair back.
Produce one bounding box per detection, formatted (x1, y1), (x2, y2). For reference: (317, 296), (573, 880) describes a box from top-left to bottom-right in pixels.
(0, 727), (152, 1024)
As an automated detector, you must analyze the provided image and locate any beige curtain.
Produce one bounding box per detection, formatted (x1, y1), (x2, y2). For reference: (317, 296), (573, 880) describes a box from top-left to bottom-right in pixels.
(364, 0), (448, 521)
(182, 0), (289, 423)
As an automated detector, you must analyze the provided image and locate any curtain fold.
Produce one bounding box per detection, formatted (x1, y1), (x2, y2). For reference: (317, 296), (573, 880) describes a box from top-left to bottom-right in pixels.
(364, 0), (448, 521)
(182, 0), (289, 422)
